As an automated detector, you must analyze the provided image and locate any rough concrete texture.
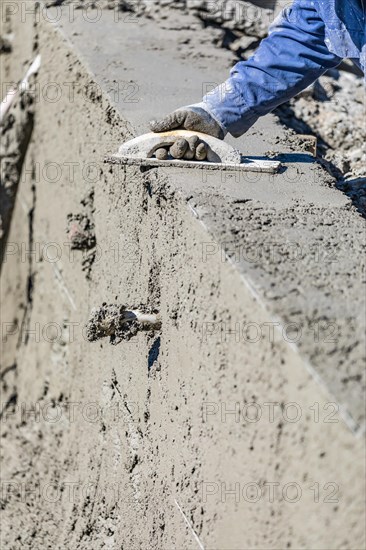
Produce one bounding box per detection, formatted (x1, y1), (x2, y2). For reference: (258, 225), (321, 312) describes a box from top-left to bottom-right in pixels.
(278, 70), (366, 180)
(1, 2), (365, 550)
(0, 1), (36, 262)
(0, 89), (35, 262)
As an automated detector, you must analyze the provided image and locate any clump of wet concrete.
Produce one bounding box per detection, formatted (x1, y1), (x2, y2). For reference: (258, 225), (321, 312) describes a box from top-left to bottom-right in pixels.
(66, 213), (96, 250)
(277, 71), (365, 180)
(86, 303), (160, 344)
(86, 304), (138, 343)
(66, 191), (97, 278)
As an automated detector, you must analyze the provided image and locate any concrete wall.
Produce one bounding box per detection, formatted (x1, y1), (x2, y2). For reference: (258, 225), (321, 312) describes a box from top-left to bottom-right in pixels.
(1, 3), (365, 549)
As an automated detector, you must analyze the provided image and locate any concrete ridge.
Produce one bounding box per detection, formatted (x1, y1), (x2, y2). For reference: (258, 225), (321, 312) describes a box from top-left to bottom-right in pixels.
(52, 5), (365, 431)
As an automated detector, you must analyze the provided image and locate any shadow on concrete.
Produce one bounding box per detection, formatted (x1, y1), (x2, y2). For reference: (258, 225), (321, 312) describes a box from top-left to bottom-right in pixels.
(247, 153), (315, 163)
(335, 177), (366, 219)
(0, 105), (34, 271)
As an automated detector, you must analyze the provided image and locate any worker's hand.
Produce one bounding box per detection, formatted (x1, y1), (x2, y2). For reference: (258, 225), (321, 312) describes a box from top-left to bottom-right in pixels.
(154, 135), (209, 161)
(150, 103), (225, 140)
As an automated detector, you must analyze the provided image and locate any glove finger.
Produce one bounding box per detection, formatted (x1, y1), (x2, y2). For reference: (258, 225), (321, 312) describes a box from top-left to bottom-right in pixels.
(155, 147), (168, 160)
(195, 141), (207, 161)
(169, 138), (189, 159)
(150, 110), (187, 133)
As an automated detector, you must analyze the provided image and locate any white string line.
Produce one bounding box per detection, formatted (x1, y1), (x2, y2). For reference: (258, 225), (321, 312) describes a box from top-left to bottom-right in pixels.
(174, 498), (205, 550)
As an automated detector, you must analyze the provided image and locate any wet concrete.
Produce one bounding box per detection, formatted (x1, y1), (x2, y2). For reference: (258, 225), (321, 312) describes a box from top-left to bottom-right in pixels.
(57, 8), (365, 430)
(1, 3), (365, 549)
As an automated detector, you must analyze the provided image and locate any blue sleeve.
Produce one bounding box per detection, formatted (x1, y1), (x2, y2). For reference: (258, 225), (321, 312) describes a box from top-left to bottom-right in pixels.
(203, 0), (343, 137)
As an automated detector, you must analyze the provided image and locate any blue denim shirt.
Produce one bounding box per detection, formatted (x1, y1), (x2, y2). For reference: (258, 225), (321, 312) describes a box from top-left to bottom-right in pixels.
(203, 0), (365, 137)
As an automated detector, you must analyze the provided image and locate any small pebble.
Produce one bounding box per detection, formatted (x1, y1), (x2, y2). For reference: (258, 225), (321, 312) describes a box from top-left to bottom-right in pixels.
(155, 147), (168, 160)
(169, 138), (188, 159)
